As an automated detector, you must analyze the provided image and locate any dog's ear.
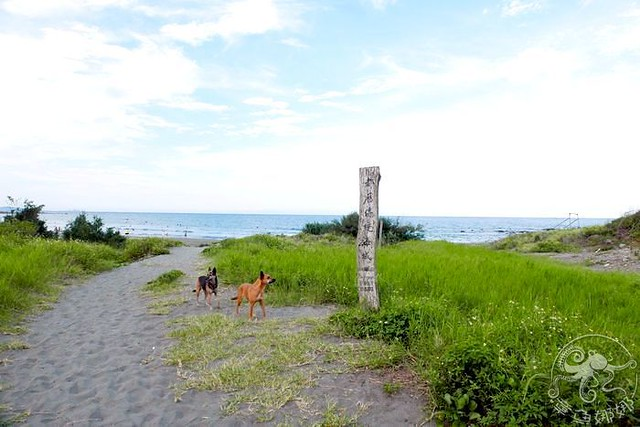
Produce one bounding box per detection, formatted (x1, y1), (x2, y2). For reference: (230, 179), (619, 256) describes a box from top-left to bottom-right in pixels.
(260, 271), (264, 279)
(212, 267), (217, 275)
(208, 267), (211, 273)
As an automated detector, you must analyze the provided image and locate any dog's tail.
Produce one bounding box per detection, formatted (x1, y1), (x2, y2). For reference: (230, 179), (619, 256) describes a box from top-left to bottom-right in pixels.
(192, 289), (196, 293)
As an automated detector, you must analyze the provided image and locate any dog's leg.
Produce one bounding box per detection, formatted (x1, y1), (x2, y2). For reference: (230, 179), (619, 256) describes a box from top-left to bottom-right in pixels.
(259, 299), (266, 319)
(206, 291), (212, 310)
(235, 295), (243, 316)
(249, 301), (256, 320)
(195, 280), (201, 305)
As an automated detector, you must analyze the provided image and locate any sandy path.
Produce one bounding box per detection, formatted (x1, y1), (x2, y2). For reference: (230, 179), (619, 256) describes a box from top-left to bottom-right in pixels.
(1, 245), (430, 426)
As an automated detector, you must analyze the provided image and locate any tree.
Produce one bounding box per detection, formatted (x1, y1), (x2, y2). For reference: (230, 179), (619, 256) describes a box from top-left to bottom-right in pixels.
(62, 213), (126, 247)
(2, 196), (55, 238)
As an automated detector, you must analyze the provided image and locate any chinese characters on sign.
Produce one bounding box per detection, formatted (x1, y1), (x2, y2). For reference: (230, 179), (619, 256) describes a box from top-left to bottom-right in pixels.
(356, 167), (380, 310)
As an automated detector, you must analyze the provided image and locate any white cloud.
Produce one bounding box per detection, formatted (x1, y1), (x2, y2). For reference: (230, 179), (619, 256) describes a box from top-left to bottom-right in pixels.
(365, 0), (398, 11)
(1, 0), (132, 16)
(280, 37), (308, 48)
(594, 11), (640, 55)
(299, 91), (346, 102)
(501, 0), (544, 17)
(0, 24), (200, 155)
(159, 98), (229, 112)
(160, 0), (299, 44)
(243, 97), (289, 109)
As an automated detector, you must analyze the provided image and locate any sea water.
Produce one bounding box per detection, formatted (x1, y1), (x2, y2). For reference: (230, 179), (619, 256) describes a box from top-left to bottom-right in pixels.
(39, 212), (610, 244)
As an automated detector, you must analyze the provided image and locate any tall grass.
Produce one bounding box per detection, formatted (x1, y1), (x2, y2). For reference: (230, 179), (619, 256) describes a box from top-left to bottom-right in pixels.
(204, 235), (640, 425)
(0, 236), (180, 331)
(205, 234), (357, 306)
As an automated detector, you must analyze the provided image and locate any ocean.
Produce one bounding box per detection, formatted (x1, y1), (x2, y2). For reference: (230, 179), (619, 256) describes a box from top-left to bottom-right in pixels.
(39, 212), (610, 244)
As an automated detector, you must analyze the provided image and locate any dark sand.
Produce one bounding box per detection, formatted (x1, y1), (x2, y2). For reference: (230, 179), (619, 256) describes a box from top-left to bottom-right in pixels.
(1, 242), (431, 426)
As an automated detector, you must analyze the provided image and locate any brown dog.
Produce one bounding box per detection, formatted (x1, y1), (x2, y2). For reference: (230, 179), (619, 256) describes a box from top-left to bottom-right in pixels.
(230, 271), (276, 319)
(193, 267), (219, 310)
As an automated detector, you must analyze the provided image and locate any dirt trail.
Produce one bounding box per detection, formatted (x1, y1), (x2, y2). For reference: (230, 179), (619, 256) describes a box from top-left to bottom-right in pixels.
(1, 245), (430, 426)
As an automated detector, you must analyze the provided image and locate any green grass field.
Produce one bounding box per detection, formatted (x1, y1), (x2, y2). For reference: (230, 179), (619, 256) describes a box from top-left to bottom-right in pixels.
(204, 234), (640, 425)
(2, 229), (638, 425)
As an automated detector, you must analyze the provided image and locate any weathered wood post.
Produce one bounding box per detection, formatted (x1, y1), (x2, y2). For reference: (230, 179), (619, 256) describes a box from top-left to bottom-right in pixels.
(356, 166), (381, 310)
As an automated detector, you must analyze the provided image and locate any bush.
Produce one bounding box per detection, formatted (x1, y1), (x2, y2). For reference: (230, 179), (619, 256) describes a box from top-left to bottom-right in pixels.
(380, 217), (425, 244)
(62, 213), (126, 248)
(301, 221), (335, 235)
(302, 212), (424, 244)
(2, 197), (56, 238)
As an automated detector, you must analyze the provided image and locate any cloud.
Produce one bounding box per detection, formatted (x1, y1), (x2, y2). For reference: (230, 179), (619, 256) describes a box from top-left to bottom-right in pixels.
(159, 98), (230, 112)
(0, 24), (200, 153)
(365, 0), (398, 11)
(1, 0), (132, 16)
(501, 0), (544, 17)
(160, 0), (299, 45)
(594, 10), (640, 55)
(280, 37), (308, 48)
(243, 97), (289, 109)
(299, 91), (346, 102)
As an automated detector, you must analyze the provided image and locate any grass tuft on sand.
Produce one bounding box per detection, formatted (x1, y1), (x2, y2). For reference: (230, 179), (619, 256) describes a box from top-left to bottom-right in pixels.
(165, 313), (404, 422)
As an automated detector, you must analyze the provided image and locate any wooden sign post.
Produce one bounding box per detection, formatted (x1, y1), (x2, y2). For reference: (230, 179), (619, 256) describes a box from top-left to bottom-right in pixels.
(356, 166), (381, 310)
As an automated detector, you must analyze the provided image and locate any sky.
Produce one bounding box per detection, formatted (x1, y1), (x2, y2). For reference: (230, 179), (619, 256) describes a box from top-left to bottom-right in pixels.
(1, 0), (638, 218)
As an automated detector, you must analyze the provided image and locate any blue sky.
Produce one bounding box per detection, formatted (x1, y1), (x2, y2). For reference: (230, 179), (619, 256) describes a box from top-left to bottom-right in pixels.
(1, 0), (638, 218)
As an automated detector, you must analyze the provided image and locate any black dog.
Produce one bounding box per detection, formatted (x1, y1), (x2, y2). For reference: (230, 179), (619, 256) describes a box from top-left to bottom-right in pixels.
(193, 267), (219, 310)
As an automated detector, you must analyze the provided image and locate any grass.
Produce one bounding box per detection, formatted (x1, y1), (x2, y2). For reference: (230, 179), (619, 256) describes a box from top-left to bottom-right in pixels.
(141, 269), (185, 295)
(492, 209), (640, 253)
(0, 235), (180, 333)
(203, 234), (640, 425)
(164, 313), (404, 422)
(0, 341), (29, 353)
(140, 270), (188, 314)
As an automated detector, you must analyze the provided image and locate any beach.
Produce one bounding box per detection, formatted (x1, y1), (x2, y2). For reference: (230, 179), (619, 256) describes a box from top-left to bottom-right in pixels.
(0, 241), (430, 426)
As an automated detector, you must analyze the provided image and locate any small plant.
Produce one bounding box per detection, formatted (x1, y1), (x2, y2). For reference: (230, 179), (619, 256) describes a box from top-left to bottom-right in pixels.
(0, 340), (29, 353)
(383, 382), (402, 395)
(147, 297), (186, 315)
(142, 270), (185, 295)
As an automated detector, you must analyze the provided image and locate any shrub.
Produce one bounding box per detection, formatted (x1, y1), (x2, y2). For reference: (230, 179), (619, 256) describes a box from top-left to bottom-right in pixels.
(302, 212), (424, 244)
(62, 213), (126, 248)
(379, 217), (425, 244)
(301, 221), (335, 235)
(2, 197), (56, 238)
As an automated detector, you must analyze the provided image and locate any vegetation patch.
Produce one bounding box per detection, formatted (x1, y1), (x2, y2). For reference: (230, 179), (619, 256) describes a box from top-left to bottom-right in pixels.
(302, 212), (424, 244)
(147, 297), (187, 315)
(164, 314), (403, 422)
(141, 270), (185, 295)
(203, 234), (640, 425)
(493, 210), (640, 253)
(0, 340), (29, 353)
(0, 234), (179, 332)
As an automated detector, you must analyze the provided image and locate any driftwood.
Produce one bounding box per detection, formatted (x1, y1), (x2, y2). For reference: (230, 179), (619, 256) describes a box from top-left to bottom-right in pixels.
(356, 166), (381, 310)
